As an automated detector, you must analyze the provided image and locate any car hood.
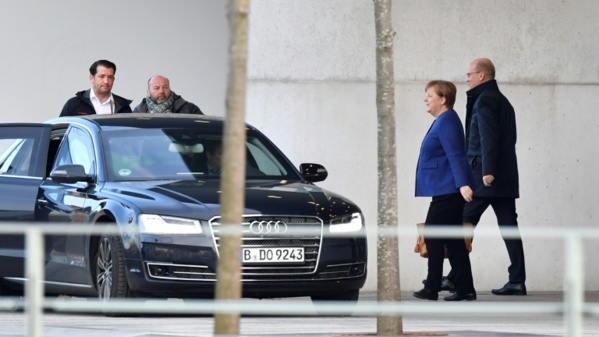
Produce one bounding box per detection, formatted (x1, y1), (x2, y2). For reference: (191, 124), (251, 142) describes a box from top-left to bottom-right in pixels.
(101, 179), (360, 221)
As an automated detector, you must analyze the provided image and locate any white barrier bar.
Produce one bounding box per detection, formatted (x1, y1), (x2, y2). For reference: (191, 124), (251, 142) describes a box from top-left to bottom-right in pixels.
(46, 297), (566, 316)
(565, 233), (584, 337)
(1, 222), (599, 239)
(24, 227), (44, 337)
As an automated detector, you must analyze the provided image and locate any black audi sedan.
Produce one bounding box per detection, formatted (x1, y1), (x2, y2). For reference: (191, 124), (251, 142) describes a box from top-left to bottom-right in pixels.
(0, 114), (367, 306)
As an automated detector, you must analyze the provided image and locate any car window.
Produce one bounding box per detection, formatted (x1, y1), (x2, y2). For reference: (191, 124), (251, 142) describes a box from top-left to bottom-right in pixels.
(106, 134), (193, 180)
(53, 127), (96, 176)
(247, 139), (288, 176)
(102, 128), (296, 181)
(0, 125), (51, 178)
(0, 139), (34, 176)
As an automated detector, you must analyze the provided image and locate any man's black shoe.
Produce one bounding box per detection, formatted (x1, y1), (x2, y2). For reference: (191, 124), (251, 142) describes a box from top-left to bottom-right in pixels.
(443, 292), (477, 301)
(413, 287), (438, 301)
(440, 276), (456, 292)
(491, 282), (527, 296)
(421, 276), (456, 293)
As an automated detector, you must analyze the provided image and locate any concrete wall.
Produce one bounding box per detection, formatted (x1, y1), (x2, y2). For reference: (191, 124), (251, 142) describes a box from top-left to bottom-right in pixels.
(3, 1), (598, 293)
(246, 0), (599, 292)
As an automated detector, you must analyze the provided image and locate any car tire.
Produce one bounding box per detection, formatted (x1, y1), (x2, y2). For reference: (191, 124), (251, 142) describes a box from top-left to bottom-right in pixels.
(310, 289), (359, 316)
(95, 227), (133, 316)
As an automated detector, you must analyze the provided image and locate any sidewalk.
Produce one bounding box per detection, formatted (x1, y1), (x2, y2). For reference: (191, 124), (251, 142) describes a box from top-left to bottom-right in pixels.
(0, 291), (597, 337)
(339, 291), (599, 337)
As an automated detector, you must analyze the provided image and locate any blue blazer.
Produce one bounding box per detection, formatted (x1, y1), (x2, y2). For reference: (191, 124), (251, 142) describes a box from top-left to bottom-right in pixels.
(415, 109), (473, 197)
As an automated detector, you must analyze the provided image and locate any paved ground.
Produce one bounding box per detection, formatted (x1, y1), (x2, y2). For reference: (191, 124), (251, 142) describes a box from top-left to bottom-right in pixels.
(0, 291), (597, 336)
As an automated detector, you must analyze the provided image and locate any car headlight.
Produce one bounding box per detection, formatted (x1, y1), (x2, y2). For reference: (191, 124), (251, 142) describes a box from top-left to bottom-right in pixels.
(330, 212), (363, 233)
(139, 214), (203, 235)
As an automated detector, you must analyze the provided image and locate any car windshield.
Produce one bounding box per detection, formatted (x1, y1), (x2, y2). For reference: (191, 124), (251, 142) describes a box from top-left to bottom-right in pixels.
(102, 128), (292, 182)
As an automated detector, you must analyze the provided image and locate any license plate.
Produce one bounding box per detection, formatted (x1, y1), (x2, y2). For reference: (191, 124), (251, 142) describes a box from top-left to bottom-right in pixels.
(242, 247), (304, 263)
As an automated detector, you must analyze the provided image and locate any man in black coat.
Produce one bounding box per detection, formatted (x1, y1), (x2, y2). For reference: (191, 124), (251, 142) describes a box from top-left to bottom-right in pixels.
(133, 75), (203, 114)
(60, 59), (132, 116)
(463, 58), (526, 295)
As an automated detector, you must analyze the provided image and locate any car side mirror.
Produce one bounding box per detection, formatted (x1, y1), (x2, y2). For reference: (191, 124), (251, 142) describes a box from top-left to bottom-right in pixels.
(50, 164), (94, 184)
(299, 163), (328, 182)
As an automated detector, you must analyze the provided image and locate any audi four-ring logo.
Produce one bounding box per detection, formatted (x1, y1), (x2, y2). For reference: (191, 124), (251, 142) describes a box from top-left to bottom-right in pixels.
(249, 220), (288, 234)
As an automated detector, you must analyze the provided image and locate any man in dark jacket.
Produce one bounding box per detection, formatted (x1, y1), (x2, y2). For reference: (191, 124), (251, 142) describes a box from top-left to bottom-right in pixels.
(60, 60), (132, 116)
(133, 75), (203, 114)
(463, 58), (526, 296)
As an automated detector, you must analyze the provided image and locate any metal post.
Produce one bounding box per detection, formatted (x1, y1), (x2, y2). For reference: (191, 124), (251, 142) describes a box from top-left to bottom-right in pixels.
(565, 233), (583, 337)
(25, 227), (44, 337)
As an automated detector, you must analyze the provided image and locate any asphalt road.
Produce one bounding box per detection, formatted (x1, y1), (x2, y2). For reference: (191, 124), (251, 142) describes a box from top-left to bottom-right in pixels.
(0, 291), (598, 337)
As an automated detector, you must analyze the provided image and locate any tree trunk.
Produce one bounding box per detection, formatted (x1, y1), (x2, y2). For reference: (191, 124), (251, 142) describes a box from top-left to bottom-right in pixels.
(374, 0), (403, 335)
(213, 0), (249, 336)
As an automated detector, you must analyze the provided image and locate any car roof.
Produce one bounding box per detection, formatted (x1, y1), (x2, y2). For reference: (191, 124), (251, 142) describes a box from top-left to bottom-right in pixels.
(46, 113), (253, 132)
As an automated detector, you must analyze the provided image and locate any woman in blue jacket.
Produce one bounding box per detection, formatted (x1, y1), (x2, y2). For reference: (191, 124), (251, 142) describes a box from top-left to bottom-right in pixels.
(413, 80), (476, 301)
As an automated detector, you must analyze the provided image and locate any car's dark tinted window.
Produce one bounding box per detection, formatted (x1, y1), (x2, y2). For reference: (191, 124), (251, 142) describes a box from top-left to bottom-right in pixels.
(102, 128), (292, 181)
(53, 126), (96, 176)
(0, 126), (51, 178)
(0, 139), (35, 176)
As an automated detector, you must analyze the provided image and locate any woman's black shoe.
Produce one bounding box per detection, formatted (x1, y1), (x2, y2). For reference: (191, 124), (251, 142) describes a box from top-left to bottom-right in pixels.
(413, 288), (438, 301)
(443, 292), (477, 301)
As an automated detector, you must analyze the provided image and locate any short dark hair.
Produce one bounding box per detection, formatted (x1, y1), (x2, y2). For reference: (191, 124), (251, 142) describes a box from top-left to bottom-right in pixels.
(89, 60), (117, 76)
(425, 80), (457, 109)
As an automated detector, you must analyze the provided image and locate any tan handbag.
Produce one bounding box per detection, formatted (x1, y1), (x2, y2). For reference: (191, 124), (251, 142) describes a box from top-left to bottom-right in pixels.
(414, 222), (457, 258)
(464, 222), (473, 253)
(414, 222), (430, 257)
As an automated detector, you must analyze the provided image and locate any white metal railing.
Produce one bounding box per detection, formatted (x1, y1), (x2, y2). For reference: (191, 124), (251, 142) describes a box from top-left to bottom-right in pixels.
(0, 223), (597, 337)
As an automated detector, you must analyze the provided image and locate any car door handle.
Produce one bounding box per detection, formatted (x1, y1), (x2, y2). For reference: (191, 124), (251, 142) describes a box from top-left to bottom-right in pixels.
(37, 198), (48, 206)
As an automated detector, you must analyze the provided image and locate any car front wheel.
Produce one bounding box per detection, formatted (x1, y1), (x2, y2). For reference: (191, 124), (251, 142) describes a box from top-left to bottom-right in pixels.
(95, 228), (133, 311)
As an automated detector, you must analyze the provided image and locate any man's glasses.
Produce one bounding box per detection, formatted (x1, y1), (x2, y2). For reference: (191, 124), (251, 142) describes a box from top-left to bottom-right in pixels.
(467, 71), (482, 77)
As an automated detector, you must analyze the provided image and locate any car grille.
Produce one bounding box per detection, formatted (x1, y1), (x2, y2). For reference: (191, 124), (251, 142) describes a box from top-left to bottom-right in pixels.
(145, 216), (365, 282)
(145, 261), (366, 281)
(210, 215), (323, 279)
